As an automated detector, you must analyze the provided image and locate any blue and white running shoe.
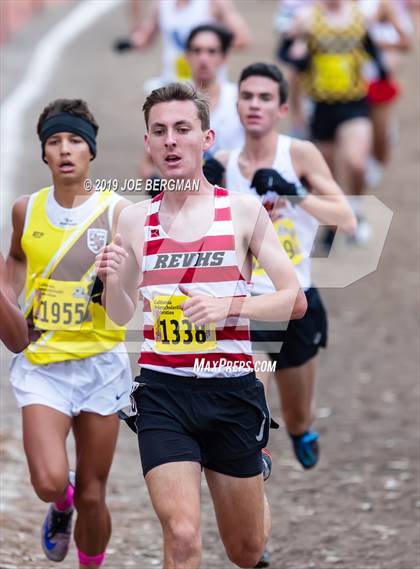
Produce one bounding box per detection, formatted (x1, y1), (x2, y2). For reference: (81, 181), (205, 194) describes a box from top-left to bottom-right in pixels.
(291, 431), (320, 469)
(41, 471), (75, 562)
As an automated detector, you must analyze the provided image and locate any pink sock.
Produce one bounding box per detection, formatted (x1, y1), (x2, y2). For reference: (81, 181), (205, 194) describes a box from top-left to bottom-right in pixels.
(54, 482), (74, 511)
(78, 550), (106, 567)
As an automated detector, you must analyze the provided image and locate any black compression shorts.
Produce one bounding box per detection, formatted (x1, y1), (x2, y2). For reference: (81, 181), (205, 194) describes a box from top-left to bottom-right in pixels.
(310, 98), (370, 142)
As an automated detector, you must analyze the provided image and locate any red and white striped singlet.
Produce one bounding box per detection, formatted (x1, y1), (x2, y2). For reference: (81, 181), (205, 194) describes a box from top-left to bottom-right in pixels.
(138, 187), (253, 377)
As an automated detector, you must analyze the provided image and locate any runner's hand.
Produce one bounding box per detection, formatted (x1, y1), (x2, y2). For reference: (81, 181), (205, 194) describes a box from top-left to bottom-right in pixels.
(95, 234), (128, 283)
(251, 168), (308, 204)
(113, 38), (134, 52)
(203, 157), (225, 186)
(179, 285), (231, 325)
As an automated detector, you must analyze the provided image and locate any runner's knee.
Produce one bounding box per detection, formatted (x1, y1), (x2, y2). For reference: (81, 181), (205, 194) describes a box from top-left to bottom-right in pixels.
(31, 470), (68, 502)
(225, 536), (265, 568)
(164, 518), (201, 563)
(345, 151), (368, 178)
(74, 482), (106, 514)
(282, 409), (310, 434)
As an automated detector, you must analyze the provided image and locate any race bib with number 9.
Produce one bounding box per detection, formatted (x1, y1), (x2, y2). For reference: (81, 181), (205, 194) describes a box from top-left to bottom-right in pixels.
(33, 277), (92, 331)
(254, 218), (304, 275)
(151, 295), (216, 353)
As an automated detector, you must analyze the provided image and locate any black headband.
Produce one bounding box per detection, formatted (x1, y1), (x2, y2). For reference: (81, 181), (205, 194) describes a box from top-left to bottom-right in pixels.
(39, 112), (97, 162)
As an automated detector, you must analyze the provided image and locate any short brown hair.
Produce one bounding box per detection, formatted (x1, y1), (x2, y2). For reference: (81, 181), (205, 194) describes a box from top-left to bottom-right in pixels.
(142, 83), (210, 130)
(239, 63), (288, 105)
(37, 98), (98, 136)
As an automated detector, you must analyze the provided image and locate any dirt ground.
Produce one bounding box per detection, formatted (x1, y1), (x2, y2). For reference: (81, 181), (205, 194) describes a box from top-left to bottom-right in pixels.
(0, 2), (419, 568)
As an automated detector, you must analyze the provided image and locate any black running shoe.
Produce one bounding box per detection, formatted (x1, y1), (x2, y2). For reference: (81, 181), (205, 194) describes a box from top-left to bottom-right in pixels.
(254, 546), (270, 568)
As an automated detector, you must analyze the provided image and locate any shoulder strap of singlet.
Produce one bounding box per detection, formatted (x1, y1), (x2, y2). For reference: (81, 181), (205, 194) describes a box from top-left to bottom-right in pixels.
(23, 188), (47, 234)
(226, 147), (242, 182)
(23, 193), (114, 315)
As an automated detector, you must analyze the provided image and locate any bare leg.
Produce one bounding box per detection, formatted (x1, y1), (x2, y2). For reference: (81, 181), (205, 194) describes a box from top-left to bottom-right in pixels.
(72, 412), (120, 568)
(284, 67), (307, 136)
(371, 102), (393, 165)
(205, 468), (268, 568)
(335, 118), (372, 196)
(253, 353), (274, 398)
(275, 358), (317, 436)
(22, 405), (72, 503)
(145, 462), (202, 569)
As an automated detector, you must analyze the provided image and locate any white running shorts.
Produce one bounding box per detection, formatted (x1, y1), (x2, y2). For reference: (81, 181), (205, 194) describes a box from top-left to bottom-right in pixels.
(9, 343), (132, 417)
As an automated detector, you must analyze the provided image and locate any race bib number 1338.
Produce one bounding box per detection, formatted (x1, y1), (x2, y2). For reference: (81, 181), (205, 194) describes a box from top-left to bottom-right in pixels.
(151, 295), (216, 353)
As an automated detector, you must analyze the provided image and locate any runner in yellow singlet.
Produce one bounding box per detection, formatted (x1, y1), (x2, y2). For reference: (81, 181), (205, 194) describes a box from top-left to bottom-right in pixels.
(280, 0), (387, 244)
(6, 99), (131, 569)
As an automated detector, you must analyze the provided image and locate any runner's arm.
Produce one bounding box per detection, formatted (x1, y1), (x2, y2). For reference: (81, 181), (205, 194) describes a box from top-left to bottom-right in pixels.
(111, 196), (132, 233)
(213, 0), (251, 48)
(181, 195), (306, 326)
(129, 0), (142, 29)
(291, 140), (357, 233)
(6, 196), (29, 296)
(99, 204), (144, 325)
(237, 195), (307, 321)
(0, 254), (29, 352)
(130, 1), (159, 48)
(281, 7), (311, 39)
(375, 0), (412, 51)
(363, 31), (389, 79)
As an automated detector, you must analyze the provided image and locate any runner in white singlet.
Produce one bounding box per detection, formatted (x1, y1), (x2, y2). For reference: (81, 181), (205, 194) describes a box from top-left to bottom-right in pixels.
(114, 0), (250, 91)
(213, 62), (355, 566)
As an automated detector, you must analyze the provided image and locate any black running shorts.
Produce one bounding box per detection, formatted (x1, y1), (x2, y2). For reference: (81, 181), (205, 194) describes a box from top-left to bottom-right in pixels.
(251, 287), (328, 369)
(310, 98), (370, 141)
(132, 370), (271, 478)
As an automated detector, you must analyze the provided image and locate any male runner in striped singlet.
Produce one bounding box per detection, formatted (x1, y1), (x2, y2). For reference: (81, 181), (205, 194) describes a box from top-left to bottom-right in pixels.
(0, 253), (29, 352)
(6, 99), (132, 569)
(97, 83), (307, 568)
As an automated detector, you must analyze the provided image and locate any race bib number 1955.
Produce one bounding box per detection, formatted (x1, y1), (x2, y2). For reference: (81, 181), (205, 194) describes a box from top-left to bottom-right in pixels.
(33, 278), (92, 331)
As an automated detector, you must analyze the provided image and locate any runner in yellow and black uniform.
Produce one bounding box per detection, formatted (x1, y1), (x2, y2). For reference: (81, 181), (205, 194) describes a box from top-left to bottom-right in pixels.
(279, 0), (389, 244)
(305, 1), (369, 135)
(6, 99), (131, 569)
